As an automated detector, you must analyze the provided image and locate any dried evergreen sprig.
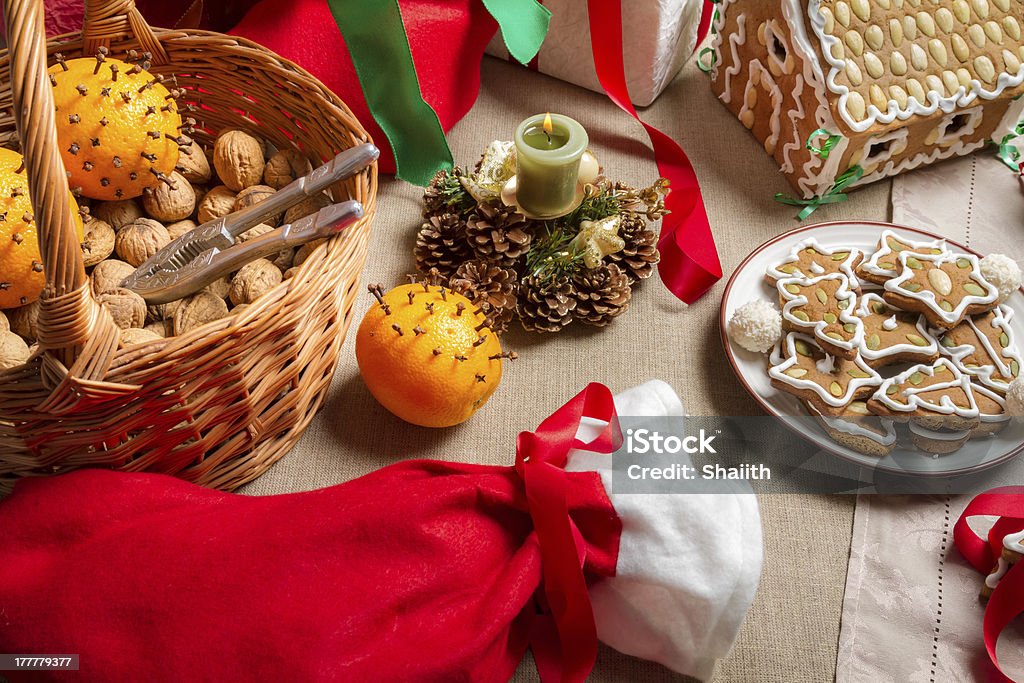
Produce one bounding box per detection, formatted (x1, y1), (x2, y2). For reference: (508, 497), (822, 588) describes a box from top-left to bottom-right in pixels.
(423, 166), (475, 218)
(525, 222), (585, 282)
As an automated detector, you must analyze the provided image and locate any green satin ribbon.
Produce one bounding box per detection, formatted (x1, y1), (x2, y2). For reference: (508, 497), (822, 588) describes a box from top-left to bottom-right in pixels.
(774, 165), (864, 221)
(995, 120), (1024, 172)
(806, 128), (842, 160)
(697, 47), (716, 73)
(326, 0), (550, 186)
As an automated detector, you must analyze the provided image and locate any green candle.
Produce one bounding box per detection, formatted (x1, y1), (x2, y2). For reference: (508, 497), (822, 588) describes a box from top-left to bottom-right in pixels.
(514, 113), (588, 218)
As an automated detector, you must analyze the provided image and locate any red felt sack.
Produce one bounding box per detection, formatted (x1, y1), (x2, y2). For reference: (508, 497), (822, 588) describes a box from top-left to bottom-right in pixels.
(0, 463), (619, 682)
(230, 0), (499, 176)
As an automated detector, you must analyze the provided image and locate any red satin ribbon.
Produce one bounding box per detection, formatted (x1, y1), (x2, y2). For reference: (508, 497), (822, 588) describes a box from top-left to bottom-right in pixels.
(515, 382), (622, 683)
(953, 487), (1024, 682)
(586, 0), (721, 304)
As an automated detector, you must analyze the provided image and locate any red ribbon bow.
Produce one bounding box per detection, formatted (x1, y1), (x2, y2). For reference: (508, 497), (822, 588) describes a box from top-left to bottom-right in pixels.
(954, 487), (1024, 682)
(516, 382), (622, 682)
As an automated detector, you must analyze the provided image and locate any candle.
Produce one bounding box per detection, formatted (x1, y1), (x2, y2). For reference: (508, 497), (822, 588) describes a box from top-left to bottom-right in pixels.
(514, 113), (588, 217)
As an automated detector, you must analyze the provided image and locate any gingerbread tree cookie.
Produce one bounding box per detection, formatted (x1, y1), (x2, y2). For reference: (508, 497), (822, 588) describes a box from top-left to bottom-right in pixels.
(883, 251), (999, 329)
(983, 528), (1024, 599)
(806, 399), (896, 457)
(856, 293), (939, 368)
(867, 358), (980, 432)
(936, 304), (1022, 393)
(778, 273), (863, 359)
(970, 382), (1010, 438)
(765, 238), (862, 289)
(768, 332), (881, 416)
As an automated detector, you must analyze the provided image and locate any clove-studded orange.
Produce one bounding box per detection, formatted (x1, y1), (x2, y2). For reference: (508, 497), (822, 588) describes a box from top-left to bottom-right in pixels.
(0, 148), (85, 309)
(355, 282), (511, 428)
(49, 50), (187, 201)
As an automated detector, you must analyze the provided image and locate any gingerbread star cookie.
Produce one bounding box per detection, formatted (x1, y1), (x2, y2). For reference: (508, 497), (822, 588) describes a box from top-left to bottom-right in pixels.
(765, 238), (862, 289)
(935, 305), (1022, 394)
(777, 273), (863, 360)
(858, 230), (947, 285)
(983, 528), (1024, 599)
(970, 382), (1010, 439)
(768, 332), (881, 416)
(855, 293), (939, 368)
(806, 400), (896, 457)
(867, 358), (980, 432)
(883, 251), (999, 330)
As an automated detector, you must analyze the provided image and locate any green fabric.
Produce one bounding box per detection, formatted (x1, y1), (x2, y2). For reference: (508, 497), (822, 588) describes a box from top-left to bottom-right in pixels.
(326, 0), (551, 186)
(326, 0), (452, 186)
(482, 0), (551, 65)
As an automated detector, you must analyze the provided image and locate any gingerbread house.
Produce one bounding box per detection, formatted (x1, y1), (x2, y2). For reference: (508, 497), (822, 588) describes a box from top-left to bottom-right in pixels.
(709, 0), (1024, 200)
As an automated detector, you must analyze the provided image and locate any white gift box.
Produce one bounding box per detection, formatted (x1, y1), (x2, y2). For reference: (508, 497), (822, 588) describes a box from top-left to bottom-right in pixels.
(486, 0), (706, 107)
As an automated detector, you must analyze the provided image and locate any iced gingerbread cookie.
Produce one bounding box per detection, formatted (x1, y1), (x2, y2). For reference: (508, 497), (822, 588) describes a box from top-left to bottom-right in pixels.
(777, 273), (863, 360)
(765, 239), (862, 289)
(855, 293), (939, 368)
(982, 529), (1024, 599)
(858, 230), (947, 285)
(768, 332), (881, 416)
(806, 400), (896, 457)
(906, 421), (971, 456)
(970, 383), (1010, 439)
(883, 251), (999, 330)
(867, 358), (980, 433)
(935, 305), (1022, 394)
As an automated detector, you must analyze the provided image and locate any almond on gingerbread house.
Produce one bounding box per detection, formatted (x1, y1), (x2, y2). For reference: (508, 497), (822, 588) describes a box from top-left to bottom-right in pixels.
(708, 0), (1024, 201)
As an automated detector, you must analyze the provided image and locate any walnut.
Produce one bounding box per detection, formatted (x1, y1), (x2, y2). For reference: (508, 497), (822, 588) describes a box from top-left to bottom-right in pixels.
(294, 239), (326, 267)
(8, 300), (41, 341)
(213, 130), (266, 192)
(91, 200), (143, 231)
(146, 298), (182, 324)
(80, 217), (115, 267)
(173, 291), (229, 336)
(0, 310), (9, 333)
(175, 145), (212, 184)
(283, 192), (330, 225)
(166, 219), (197, 240)
(144, 320), (170, 338)
(119, 327), (162, 347)
(272, 248), (294, 272)
(203, 276), (231, 300)
(97, 288), (146, 330)
(234, 185), (281, 225)
(0, 331), (30, 369)
(142, 172), (196, 222)
(237, 223), (274, 242)
(191, 184), (207, 210)
(197, 186), (237, 224)
(115, 218), (171, 267)
(263, 148), (311, 189)
(91, 259), (136, 295)
(229, 258), (282, 306)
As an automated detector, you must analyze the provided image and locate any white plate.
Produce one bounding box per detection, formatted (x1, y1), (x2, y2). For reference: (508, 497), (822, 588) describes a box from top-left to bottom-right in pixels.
(719, 221), (1024, 477)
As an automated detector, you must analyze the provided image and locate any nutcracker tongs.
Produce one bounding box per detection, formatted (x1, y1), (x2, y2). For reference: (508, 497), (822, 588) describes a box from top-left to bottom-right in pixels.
(122, 143), (379, 304)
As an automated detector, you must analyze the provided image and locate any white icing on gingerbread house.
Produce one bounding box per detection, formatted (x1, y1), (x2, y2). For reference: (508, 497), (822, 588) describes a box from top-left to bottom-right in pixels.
(710, 0), (1024, 199)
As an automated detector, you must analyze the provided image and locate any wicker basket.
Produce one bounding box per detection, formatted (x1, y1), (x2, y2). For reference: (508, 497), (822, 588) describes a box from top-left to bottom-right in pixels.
(0, 0), (377, 494)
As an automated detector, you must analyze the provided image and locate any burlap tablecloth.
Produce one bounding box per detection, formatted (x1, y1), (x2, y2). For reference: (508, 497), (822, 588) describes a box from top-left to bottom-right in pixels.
(241, 56), (893, 682)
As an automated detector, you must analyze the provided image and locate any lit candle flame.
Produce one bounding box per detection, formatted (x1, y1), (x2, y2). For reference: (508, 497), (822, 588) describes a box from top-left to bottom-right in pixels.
(543, 113), (553, 135)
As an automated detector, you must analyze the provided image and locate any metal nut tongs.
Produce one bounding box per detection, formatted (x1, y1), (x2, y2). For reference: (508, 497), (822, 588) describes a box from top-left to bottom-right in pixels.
(122, 143), (380, 304)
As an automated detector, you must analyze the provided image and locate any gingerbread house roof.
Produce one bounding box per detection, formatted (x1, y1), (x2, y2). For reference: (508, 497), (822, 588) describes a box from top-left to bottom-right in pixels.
(806, 0), (1024, 132)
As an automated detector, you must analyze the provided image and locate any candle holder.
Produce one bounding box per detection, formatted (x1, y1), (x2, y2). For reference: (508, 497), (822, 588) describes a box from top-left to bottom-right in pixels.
(412, 139), (669, 335)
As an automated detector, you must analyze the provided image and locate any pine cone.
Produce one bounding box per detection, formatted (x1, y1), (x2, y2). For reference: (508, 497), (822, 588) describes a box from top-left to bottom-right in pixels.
(465, 202), (532, 267)
(572, 263), (632, 327)
(449, 259), (518, 335)
(518, 274), (577, 333)
(414, 212), (472, 278)
(422, 167), (471, 219)
(606, 213), (660, 283)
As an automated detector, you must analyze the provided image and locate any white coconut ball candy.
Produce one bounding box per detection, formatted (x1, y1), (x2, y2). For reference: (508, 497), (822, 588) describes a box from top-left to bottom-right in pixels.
(980, 254), (1022, 303)
(1006, 377), (1024, 418)
(728, 300), (782, 353)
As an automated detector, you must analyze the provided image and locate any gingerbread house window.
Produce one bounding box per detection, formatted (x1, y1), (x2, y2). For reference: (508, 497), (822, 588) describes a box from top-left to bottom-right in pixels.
(859, 130), (909, 169)
(936, 108), (984, 146)
(764, 22), (791, 74)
